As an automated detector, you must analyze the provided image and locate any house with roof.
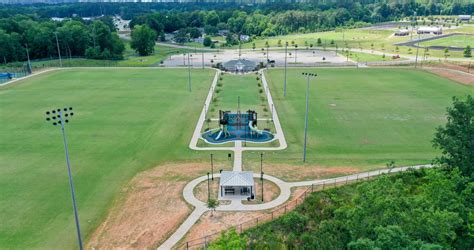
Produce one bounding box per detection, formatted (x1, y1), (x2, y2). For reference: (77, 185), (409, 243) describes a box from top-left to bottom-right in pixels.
(417, 26), (442, 35)
(219, 171), (255, 199)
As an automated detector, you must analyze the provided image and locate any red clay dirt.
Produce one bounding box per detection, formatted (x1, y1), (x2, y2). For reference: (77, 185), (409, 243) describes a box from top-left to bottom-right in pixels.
(87, 163), (212, 249)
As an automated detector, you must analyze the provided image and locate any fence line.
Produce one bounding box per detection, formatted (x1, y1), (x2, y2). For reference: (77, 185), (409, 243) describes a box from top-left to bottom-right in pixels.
(175, 166), (426, 249)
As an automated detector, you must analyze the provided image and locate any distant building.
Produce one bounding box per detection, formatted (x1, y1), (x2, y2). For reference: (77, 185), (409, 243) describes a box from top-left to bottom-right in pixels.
(239, 34), (250, 42)
(394, 29), (410, 36)
(218, 29), (229, 36)
(458, 15), (472, 21)
(417, 26), (442, 35)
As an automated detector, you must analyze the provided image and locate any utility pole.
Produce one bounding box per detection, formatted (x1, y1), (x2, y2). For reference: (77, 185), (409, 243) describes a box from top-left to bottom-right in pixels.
(284, 42), (288, 97)
(45, 107), (83, 250)
(55, 32), (63, 67)
(202, 52), (204, 69)
(301, 73), (317, 163)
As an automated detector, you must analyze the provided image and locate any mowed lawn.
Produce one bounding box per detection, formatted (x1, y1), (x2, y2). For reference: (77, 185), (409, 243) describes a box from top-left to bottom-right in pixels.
(264, 68), (473, 167)
(0, 68), (215, 248)
(419, 35), (473, 48)
(211, 73), (270, 118)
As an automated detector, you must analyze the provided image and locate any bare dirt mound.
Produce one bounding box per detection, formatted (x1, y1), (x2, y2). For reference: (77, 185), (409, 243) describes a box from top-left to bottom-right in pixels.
(87, 163), (210, 249)
(427, 68), (474, 86)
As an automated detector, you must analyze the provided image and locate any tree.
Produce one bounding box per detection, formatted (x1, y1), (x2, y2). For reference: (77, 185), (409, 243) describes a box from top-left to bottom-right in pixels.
(188, 27), (202, 39)
(444, 48), (450, 60)
(203, 36), (212, 47)
(317, 38), (322, 46)
(433, 95), (474, 178)
(464, 45), (472, 57)
(207, 198), (219, 216)
(174, 29), (189, 44)
(208, 229), (247, 250)
(131, 24), (157, 56)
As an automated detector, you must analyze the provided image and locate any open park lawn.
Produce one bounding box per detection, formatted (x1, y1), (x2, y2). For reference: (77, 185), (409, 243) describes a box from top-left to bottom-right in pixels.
(210, 73), (271, 119)
(262, 68), (473, 168)
(0, 68), (215, 248)
(419, 34), (473, 48)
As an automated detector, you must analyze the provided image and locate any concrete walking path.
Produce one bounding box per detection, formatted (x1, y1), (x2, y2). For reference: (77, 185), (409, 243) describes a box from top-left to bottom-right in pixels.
(159, 164), (433, 249)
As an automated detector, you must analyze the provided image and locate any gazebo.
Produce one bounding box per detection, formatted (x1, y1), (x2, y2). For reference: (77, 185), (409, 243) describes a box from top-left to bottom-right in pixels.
(219, 171), (255, 199)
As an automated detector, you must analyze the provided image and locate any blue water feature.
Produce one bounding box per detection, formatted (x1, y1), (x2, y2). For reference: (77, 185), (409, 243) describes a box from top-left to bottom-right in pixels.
(202, 113), (274, 144)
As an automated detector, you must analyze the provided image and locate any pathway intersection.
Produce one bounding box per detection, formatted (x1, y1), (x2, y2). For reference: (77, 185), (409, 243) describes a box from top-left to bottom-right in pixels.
(159, 69), (433, 249)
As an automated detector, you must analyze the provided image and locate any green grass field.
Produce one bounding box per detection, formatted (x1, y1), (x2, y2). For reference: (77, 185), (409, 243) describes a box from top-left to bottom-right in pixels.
(419, 35), (473, 48)
(1, 44), (195, 70)
(0, 68), (215, 248)
(255, 68), (473, 167)
(241, 27), (469, 58)
(210, 73), (270, 119)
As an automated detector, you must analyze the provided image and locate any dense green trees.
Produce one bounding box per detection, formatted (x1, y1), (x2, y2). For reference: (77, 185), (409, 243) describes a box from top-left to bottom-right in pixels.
(210, 95), (474, 249)
(433, 95), (474, 179)
(0, 15), (125, 62)
(130, 24), (156, 56)
(124, 1), (473, 46)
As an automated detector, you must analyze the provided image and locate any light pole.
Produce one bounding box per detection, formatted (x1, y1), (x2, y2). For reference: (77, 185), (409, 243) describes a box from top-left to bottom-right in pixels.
(202, 52), (204, 69)
(45, 107), (83, 250)
(207, 172), (210, 201)
(55, 32), (63, 67)
(25, 43), (32, 73)
(294, 44), (298, 63)
(260, 153), (264, 202)
(302, 73), (317, 163)
(415, 33), (420, 68)
(187, 53), (192, 92)
(210, 154), (214, 181)
(284, 42), (288, 97)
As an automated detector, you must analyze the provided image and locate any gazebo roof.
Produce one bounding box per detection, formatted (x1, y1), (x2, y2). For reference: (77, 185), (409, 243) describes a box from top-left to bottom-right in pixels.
(220, 171), (254, 187)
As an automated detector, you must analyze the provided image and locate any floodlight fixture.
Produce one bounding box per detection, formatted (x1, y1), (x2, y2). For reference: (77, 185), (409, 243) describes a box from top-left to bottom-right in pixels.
(44, 107), (83, 250)
(301, 73), (318, 163)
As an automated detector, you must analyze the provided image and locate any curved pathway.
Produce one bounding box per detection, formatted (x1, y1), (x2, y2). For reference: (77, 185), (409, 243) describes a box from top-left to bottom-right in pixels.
(159, 164), (433, 249)
(159, 67), (436, 249)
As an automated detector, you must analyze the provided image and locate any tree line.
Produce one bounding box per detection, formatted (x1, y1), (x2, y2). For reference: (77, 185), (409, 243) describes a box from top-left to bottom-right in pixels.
(0, 15), (124, 63)
(209, 95), (474, 249)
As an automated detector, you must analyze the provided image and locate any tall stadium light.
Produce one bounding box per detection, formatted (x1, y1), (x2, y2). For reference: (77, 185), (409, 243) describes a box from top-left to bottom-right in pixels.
(45, 107), (83, 250)
(301, 73), (317, 163)
(55, 32), (63, 67)
(187, 53), (192, 92)
(25, 43), (32, 73)
(284, 42), (288, 97)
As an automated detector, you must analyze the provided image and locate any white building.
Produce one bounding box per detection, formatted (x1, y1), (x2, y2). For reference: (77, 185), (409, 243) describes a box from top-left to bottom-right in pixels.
(219, 171), (255, 199)
(417, 26), (442, 35)
(394, 29), (410, 36)
(459, 15), (472, 21)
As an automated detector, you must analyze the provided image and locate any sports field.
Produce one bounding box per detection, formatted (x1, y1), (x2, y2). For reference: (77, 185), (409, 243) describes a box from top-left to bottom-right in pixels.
(0, 68), (215, 248)
(258, 68), (473, 167)
(419, 35), (473, 48)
